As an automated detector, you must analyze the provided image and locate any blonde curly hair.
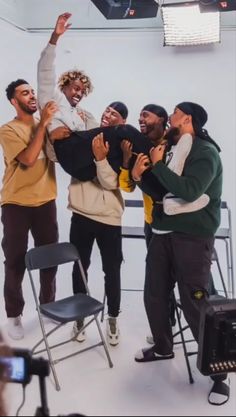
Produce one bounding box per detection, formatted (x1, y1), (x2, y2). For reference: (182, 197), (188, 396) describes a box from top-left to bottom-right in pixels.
(58, 69), (93, 96)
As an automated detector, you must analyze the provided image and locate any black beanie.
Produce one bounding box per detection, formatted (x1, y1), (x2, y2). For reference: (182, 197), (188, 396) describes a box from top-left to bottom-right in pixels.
(109, 102), (128, 119)
(177, 102), (208, 128)
(177, 101), (221, 152)
(142, 104), (168, 129)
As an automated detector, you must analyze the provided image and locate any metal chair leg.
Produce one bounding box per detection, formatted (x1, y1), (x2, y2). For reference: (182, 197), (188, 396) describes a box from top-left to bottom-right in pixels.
(95, 316), (113, 368)
(174, 298), (195, 384)
(101, 292), (106, 322)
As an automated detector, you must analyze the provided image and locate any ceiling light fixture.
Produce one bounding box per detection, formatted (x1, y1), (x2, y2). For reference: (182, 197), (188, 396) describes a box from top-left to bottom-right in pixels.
(90, 0), (159, 20)
(199, 0), (236, 12)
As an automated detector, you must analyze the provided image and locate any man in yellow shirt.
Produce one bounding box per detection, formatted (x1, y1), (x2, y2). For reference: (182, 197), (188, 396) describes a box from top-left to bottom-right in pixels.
(119, 104), (168, 246)
(119, 104), (177, 331)
(0, 79), (58, 340)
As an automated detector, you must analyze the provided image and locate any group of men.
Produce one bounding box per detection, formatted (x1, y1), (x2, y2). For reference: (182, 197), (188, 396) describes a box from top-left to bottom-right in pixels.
(0, 12), (229, 405)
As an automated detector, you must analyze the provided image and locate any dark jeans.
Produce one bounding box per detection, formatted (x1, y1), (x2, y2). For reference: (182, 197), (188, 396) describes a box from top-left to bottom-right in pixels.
(144, 222), (153, 248)
(144, 232), (214, 355)
(144, 222), (176, 326)
(70, 213), (123, 317)
(1, 201), (58, 317)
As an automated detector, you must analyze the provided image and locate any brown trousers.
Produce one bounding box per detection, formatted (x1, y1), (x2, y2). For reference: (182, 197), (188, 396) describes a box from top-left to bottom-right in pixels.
(1, 201), (58, 317)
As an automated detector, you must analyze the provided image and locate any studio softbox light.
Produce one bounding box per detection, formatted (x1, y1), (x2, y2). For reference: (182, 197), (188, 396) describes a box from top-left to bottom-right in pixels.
(90, 0), (159, 19)
(162, 1), (220, 46)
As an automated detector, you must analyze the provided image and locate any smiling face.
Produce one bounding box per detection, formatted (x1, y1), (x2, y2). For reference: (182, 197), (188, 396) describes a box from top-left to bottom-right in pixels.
(11, 84), (37, 115)
(62, 79), (86, 107)
(100, 107), (125, 127)
(139, 110), (165, 144)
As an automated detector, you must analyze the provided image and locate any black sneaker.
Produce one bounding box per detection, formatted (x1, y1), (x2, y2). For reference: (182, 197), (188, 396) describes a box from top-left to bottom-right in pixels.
(135, 346), (174, 363)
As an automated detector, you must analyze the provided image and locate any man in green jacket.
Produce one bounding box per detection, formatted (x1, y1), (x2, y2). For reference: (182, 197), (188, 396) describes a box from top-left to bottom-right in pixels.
(132, 102), (229, 404)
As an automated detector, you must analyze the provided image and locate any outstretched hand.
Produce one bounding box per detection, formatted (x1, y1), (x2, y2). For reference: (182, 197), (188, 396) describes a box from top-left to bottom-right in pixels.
(92, 133), (109, 161)
(50, 13), (72, 44)
(54, 13), (72, 36)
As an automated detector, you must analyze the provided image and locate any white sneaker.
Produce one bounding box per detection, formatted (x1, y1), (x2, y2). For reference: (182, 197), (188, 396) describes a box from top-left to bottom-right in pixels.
(7, 316), (24, 340)
(71, 320), (86, 343)
(106, 316), (120, 346)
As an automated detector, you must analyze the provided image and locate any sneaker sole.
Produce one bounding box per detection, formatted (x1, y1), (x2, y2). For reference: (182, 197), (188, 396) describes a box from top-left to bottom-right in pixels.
(71, 331), (86, 343)
(107, 335), (120, 346)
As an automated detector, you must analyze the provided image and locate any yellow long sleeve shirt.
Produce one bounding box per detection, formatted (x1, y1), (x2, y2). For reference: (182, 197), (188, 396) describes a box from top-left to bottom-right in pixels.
(119, 167), (153, 224)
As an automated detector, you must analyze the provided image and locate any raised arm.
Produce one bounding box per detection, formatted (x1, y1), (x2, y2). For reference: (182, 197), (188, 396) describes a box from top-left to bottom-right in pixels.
(37, 13), (72, 108)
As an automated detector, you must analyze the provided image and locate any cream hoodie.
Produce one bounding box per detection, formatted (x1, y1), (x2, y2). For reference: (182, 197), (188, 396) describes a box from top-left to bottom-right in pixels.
(68, 159), (124, 226)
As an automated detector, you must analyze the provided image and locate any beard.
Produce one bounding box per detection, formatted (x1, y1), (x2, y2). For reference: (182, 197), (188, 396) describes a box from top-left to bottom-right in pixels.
(164, 127), (181, 149)
(18, 100), (37, 115)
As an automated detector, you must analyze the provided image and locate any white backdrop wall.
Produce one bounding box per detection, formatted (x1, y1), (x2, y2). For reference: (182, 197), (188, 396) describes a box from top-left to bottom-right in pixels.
(0, 20), (235, 246)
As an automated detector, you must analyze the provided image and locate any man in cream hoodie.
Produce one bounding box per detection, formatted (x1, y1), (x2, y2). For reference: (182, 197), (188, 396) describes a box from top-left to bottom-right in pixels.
(37, 12), (127, 345)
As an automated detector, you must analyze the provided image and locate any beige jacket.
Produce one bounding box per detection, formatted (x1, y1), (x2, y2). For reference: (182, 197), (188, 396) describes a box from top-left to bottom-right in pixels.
(68, 158), (124, 226)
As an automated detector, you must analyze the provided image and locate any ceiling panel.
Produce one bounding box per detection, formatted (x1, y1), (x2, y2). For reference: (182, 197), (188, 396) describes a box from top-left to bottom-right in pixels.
(0, 0), (235, 31)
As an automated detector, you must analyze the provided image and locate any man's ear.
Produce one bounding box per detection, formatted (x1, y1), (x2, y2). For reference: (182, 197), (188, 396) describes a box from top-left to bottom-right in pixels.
(183, 114), (192, 126)
(10, 97), (16, 107)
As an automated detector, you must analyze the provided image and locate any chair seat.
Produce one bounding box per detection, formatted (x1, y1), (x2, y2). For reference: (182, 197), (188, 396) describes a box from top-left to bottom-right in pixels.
(40, 293), (104, 323)
(215, 227), (230, 239)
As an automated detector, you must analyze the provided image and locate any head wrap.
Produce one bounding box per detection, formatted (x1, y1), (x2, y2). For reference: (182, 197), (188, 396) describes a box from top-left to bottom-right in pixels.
(176, 101), (221, 152)
(109, 102), (128, 119)
(142, 104), (168, 129)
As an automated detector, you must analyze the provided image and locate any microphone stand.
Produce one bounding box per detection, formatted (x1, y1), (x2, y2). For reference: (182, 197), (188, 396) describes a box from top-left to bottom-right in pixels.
(34, 374), (50, 416)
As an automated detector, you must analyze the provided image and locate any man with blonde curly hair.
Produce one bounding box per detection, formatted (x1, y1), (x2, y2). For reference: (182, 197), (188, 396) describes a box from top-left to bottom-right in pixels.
(38, 12), (98, 133)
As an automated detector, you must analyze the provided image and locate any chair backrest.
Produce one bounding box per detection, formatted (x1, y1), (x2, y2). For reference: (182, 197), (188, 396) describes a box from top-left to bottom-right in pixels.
(124, 199), (144, 208)
(215, 201), (232, 239)
(122, 199), (145, 239)
(25, 242), (80, 271)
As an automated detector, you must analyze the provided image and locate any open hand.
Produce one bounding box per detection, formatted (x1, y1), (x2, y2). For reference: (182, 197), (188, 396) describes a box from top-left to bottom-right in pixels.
(131, 153), (150, 181)
(92, 133), (109, 161)
(49, 126), (71, 143)
(121, 140), (133, 168)
(54, 13), (72, 37)
(40, 101), (58, 128)
(150, 143), (166, 165)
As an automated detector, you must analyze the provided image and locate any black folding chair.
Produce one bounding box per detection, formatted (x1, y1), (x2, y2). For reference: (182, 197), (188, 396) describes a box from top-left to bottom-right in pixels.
(214, 201), (235, 298)
(25, 242), (113, 391)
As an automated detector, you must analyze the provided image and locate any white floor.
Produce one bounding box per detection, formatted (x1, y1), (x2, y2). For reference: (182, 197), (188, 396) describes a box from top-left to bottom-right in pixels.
(0, 237), (236, 417)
